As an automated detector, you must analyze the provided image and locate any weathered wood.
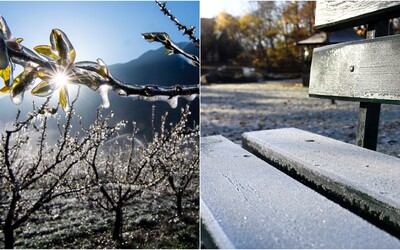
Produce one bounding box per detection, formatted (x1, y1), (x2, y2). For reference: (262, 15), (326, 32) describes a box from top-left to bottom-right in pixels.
(355, 21), (388, 150)
(242, 128), (400, 238)
(309, 34), (400, 104)
(201, 135), (400, 249)
(315, 1), (400, 31)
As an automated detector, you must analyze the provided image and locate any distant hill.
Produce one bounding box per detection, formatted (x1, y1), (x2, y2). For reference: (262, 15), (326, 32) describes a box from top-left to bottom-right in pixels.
(109, 42), (199, 86)
(0, 43), (199, 142)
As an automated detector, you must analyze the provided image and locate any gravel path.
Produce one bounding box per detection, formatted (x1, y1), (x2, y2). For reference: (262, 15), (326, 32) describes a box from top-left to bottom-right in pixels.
(201, 80), (400, 158)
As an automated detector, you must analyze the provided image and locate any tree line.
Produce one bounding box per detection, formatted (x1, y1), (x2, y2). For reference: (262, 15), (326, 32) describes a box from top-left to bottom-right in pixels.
(201, 1), (316, 74)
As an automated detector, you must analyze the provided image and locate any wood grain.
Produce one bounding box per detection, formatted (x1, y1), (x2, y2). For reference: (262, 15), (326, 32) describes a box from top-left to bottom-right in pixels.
(309, 34), (400, 104)
(315, 1), (400, 31)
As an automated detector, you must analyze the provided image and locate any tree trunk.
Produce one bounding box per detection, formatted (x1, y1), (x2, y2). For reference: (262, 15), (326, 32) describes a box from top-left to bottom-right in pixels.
(3, 224), (14, 249)
(4, 192), (18, 249)
(112, 206), (123, 247)
(176, 193), (182, 216)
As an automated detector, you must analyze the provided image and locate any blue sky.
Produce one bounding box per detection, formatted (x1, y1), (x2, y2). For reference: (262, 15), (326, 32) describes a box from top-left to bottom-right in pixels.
(201, 0), (250, 18)
(0, 1), (199, 65)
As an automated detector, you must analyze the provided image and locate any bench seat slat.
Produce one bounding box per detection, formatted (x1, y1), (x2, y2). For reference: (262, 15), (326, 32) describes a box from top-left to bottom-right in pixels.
(201, 135), (400, 249)
(309, 34), (400, 104)
(242, 128), (400, 236)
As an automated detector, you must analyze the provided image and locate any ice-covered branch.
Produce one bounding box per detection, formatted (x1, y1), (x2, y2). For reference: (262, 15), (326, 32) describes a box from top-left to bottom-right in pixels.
(155, 0), (199, 46)
(142, 32), (199, 67)
(0, 15), (199, 111)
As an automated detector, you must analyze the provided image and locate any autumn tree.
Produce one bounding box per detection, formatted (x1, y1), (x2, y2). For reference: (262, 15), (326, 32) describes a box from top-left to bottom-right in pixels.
(201, 1), (316, 75)
(213, 12), (244, 64)
(274, 1), (315, 72)
(241, 1), (316, 73)
(201, 18), (218, 64)
(238, 1), (280, 70)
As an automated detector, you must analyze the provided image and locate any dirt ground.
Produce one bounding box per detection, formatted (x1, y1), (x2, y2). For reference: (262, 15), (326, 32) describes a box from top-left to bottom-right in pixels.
(201, 80), (400, 158)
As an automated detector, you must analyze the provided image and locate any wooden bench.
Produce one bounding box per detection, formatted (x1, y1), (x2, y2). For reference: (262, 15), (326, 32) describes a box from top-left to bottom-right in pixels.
(242, 128), (400, 237)
(201, 136), (400, 248)
(201, 1), (400, 248)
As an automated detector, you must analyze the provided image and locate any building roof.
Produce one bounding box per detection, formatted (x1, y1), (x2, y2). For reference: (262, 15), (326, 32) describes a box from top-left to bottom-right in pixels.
(298, 28), (364, 45)
(297, 32), (328, 45)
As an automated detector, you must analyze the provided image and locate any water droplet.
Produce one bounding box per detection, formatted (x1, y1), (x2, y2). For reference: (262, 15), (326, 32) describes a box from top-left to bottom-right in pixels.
(11, 92), (23, 104)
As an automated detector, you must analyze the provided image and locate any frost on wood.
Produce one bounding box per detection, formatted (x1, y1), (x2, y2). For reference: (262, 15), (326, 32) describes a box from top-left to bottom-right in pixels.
(0, 11), (199, 111)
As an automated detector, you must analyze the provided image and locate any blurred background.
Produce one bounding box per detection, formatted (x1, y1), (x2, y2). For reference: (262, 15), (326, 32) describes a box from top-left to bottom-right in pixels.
(201, 0), (400, 85)
(200, 0), (400, 158)
(201, 1), (317, 84)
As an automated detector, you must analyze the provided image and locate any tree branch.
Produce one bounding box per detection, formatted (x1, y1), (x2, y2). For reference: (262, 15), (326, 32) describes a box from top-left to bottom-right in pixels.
(155, 0), (200, 46)
(1, 16), (199, 110)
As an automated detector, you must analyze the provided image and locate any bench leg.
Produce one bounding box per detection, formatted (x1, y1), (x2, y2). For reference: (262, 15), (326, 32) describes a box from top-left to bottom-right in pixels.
(356, 102), (380, 150)
(356, 21), (388, 151)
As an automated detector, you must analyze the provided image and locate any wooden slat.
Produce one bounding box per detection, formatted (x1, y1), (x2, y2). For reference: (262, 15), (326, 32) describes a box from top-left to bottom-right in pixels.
(242, 128), (400, 238)
(309, 34), (400, 104)
(315, 1), (400, 31)
(201, 135), (400, 248)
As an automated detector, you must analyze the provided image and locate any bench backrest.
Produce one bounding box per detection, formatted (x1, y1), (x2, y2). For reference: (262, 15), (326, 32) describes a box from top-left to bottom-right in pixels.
(314, 1), (400, 31)
(309, 1), (400, 150)
(310, 1), (400, 103)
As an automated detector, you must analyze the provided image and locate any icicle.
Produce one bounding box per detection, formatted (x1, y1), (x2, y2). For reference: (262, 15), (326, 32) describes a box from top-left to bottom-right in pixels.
(117, 89), (127, 96)
(129, 94), (140, 101)
(167, 96), (178, 108)
(144, 95), (180, 108)
(183, 94), (198, 101)
(97, 84), (112, 108)
(127, 93), (183, 108)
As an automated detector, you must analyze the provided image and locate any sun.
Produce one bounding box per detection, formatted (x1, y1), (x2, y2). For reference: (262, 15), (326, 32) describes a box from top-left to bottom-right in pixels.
(52, 70), (70, 89)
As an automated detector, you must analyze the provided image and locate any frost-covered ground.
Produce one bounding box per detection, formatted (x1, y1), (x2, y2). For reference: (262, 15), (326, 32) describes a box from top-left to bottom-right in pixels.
(201, 80), (400, 158)
(1, 191), (198, 249)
